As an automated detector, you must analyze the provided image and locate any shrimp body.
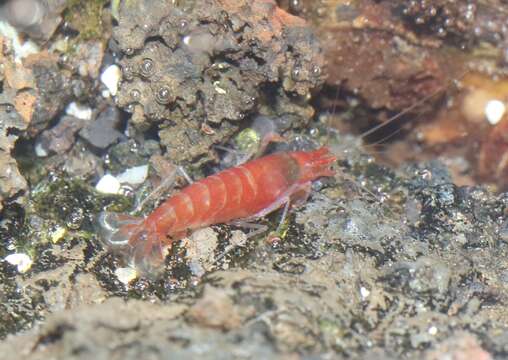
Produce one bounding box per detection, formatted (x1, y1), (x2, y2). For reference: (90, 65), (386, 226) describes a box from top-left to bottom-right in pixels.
(97, 147), (335, 267)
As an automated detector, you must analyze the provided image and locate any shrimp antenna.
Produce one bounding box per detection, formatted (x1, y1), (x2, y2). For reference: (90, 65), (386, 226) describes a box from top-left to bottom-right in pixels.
(360, 69), (470, 140)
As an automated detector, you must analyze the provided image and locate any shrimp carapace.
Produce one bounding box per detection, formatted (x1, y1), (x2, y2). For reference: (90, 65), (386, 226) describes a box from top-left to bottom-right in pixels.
(97, 147), (336, 272)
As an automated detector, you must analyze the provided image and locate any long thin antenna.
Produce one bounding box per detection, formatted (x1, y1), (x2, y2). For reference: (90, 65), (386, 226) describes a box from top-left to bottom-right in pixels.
(360, 70), (469, 140)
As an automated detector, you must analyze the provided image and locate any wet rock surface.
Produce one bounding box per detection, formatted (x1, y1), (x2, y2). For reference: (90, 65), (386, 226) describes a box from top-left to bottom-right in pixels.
(1, 134), (507, 359)
(113, 0), (324, 163)
(2, 0), (508, 359)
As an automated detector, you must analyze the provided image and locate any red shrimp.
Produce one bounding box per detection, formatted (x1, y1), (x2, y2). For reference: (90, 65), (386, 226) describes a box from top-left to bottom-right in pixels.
(97, 147), (336, 270)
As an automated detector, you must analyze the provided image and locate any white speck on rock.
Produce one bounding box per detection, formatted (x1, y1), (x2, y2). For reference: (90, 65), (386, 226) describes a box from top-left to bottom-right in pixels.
(66, 102), (92, 120)
(428, 326), (438, 335)
(116, 165), (149, 186)
(360, 286), (370, 299)
(95, 174), (121, 194)
(5, 253), (33, 273)
(100, 64), (121, 96)
(34, 141), (48, 157)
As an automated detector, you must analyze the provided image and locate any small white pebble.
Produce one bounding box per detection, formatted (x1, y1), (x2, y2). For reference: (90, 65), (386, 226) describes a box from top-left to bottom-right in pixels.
(101, 89), (111, 98)
(116, 165), (149, 186)
(5, 253), (33, 273)
(485, 99), (506, 125)
(34, 141), (48, 157)
(428, 326), (438, 335)
(100, 64), (121, 96)
(360, 286), (370, 299)
(95, 174), (121, 194)
(66, 102), (92, 120)
(115, 267), (138, 285)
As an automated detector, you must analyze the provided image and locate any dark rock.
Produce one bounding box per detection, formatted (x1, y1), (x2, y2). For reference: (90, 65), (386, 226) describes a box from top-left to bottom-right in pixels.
(79, 107), (123, 150)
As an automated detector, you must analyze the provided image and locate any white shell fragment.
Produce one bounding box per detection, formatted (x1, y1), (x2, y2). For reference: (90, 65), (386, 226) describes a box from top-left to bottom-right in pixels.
(485, 99), (506, 125)
(115, 267), (138, 285)
(66, 102), (93, 120)
(0, 21), (39, 62)
(100, 64), (121, 96)
(95, 174), (121, 194)
(5, 253), (33, 273)
(116, 165), (149, 186)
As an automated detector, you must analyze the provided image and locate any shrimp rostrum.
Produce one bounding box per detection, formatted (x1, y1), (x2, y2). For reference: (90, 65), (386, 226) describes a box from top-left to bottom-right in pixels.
(97, 147), (336, 272)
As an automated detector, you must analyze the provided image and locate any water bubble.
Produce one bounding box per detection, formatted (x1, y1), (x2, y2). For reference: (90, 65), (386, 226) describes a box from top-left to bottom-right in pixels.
(155, 86), (172, 104)
(309, 127), (319, 137)
(289, 0), (302, 13)
(124, 48), (134, 55)
(291, 67), (302, 80)
(140, 58), (155, 77)
(179, 19), (189, 32)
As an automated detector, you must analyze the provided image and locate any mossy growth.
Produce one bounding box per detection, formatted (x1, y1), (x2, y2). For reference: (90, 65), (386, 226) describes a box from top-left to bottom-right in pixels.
(3, 177), (133, 255)
(64, 0), (110, 41)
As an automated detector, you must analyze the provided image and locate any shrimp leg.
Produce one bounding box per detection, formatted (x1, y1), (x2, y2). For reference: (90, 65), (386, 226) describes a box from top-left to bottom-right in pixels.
(134, 166), (193, 214)
(230, 221), (269, 239)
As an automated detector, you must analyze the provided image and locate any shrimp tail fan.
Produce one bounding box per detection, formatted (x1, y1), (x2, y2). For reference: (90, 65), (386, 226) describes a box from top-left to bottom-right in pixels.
(96, 211), (167, 276)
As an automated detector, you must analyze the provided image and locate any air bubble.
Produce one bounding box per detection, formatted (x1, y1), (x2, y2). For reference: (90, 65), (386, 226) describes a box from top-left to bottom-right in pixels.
(179, 19), (189, 32)
(140, 58), (155, 77)
(312, 65), (321, 76)
(289, 0), (302, 13)
(155, 86), (172, 104)
(125, 48), (134, 55)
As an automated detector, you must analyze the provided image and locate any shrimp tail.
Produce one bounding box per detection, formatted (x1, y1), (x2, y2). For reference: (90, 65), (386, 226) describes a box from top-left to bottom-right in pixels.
(96, 211), (144, 248)
(96, 211), (167, 275)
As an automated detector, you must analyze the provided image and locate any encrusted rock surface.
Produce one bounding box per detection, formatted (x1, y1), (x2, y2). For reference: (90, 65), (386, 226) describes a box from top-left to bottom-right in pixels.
(114, 0), (325, 162)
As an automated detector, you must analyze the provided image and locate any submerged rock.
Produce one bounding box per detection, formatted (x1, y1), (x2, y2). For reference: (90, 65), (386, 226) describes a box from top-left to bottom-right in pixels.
(113, 0), (325, 162)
